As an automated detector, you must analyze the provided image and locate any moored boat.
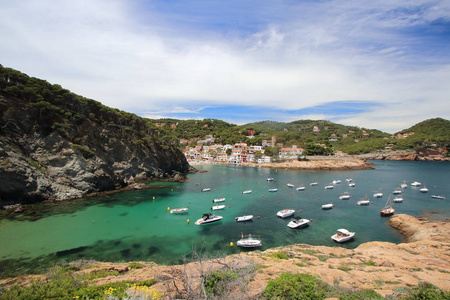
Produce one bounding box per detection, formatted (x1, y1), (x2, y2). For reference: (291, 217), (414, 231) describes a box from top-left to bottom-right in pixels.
(348, 182), (356, 187)
(431, 195), (446, 199)
(201, 188), (211, 192)
(287, 217), (310, 229)
(236, 233), (262, 248)
(296, 186), (306, 191)
(211, 205), (225, 210)
(411, 181), (421, 187)
(339, 191), (351, 200)
(267, 178), (274, 181)
(321, 203), (334, 209)
(380, 195), (395, 216)
(268, 188), (278, 192)
(324, 184), (334, 189)
(195, 213), (223, 225)
(310, 182), (318, 186)
(357, 196), (370, 205)
(287, 183), (294, 188)
(420, 185), (429, 193)
(242, 190), (252, 194)
(400, 180), (408, 189)
(331, 229), (355, 243)
(373, 191), (383, 198)
(170, 207), (189, 214)
(235, 215), (254, 222)
(332, 179), (342, 184)
(392, 188), (402, 194)
(393, 195), (404, 203)
(213, 197), (225, 203)
(277, 209), (295, 218)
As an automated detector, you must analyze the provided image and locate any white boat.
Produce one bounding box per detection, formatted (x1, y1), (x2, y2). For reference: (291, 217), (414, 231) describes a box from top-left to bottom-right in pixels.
(195, 213), (223, 225)
(310, 182), (318, 186)
(380, 195), (395, 216)
(357, 196), (370, 206)
(201, 188), (211, 192)
(277, 209), (295, 218)
(324, 184), (334, 189)
(393, 195), (404, 203)
(213, 198), (225, 203)
(431, 195), (446, 199)
(321, 203), (334, 209)
(287, 217), (310, 229)
(170, 207), (189, 214)
(236, 233), (262, 248)
(211, 205), (225, 210)
(339, 192), (351, 200)
(235, 215), (254, 222)
(268, 188), (278, 192)
(287, 183), (294, 188)
(348, 183), (356, 187)
(242, 190), (252, 194)
(400, 180), (408, 189)
(267, 178), (274, 181)
(345, 178), (352, 182)
(296, 186), (306, 191)
(392, 188), (402, 194)
(332, 179), (342, 184)
(420, 185), (429, 193)
(373, 191), (383, 198)
(331, 229), (355, 243)
(411, 181), (421, 187)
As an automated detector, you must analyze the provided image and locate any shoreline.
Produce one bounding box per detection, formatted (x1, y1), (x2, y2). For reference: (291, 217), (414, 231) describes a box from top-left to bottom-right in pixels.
(2, 214), (449, 298)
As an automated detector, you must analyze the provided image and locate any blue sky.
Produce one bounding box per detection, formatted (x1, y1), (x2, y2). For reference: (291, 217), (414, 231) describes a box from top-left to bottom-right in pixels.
(1, 0), (449, 133)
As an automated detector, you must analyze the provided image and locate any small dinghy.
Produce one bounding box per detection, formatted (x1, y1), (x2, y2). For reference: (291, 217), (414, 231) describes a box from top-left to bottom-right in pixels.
(211, 205), (225, 210)
(235, 215), (253, 222)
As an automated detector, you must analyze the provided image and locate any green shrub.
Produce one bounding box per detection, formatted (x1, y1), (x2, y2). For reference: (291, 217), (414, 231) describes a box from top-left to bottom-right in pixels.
(71, 144), (95, 159)
(268, 251), (289, 260)
(128, 262), (145, 269)
(402, 282), (450, 300)
(262, 273), (328, 300)
(203, 270), (239, 297)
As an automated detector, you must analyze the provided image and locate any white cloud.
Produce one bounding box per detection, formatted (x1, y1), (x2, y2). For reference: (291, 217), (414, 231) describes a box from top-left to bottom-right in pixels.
(0, 0), (448, 133)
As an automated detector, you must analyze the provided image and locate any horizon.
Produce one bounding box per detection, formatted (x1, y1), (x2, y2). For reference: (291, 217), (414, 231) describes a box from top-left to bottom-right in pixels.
(1, 1), (449, 134)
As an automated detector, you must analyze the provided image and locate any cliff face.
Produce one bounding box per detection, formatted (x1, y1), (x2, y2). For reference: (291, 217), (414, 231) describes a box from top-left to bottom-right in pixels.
(0, 67), (192, 205)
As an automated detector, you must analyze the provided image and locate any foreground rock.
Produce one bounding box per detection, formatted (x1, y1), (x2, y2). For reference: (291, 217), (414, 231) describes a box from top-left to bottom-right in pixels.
(3, 214), (447, 299)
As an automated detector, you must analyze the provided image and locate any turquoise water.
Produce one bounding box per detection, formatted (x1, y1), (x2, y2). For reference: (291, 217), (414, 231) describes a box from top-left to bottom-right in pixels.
(0, 160), (449, 277)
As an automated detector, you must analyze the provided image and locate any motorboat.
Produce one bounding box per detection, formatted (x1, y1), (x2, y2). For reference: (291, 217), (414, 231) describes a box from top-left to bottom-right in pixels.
(431, 195), (446, 199)
(170, 207), (189, 214)
(400, 180), (408, 189)
(331, 229), (355, 243)
(393, 195), (404, 203)
(392, 188), (402, 195)
(380, 195), (395, 216)
(345, 178), (352, 182)
(268, 188), (278, 192)
(420, 185), (429, 193)
(242, 190), (252, 194)
(296, 186), (306, 191)
(235, 215), (253, 222)
(201, 188), (211, 192)
(287, 217), (310, 229)
(357, 196), (370, 206)
(310, 182), (318, 186)
(277, 209), (295, 218)
(373, 191), (383, 198)
(321, 203), (334, 209)
(236, 233), (262, 248)
(267, 178), (274, 181)
(324, 184), (334, 189)
(213, 198), (225, 203)
(287, 183), (294, 188)
(348, 183), (356, 187)
(195, 213), (223, 225)
(411, 181), (421, 187)
(339, 192), (351, 200)
(211, 205), (225, 210)
(332, 179), (342, 184)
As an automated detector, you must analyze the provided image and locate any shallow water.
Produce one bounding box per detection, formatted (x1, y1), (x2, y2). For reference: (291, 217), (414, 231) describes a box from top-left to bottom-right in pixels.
(0, 160), (448, 277)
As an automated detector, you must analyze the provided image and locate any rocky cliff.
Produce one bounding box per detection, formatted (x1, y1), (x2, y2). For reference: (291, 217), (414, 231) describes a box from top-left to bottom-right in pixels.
(0, 66), (192, 205)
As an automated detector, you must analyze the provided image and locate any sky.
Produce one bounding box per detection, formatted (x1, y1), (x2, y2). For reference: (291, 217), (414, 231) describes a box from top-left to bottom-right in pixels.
(1, 0), (449, 133)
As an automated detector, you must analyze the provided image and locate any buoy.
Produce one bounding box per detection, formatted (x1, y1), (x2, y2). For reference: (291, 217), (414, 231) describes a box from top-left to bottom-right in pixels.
(167, 207), (170, 211)
(228, 206), (231, 208)
(277, 201), (280, 203)
(230, 242), (234, 247)
(258, 216), (260, 219)
(310, 219), (313, 222)
(300, 210), (303, 212)
(187, 219), (190, 224)
(153, 197), (155, 200)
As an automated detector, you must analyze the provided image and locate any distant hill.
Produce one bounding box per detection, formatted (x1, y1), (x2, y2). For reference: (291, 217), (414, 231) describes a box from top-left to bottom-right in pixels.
(0, 65), (191, 204)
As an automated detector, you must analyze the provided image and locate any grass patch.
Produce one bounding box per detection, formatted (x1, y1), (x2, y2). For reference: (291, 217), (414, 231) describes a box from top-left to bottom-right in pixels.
(268, 251), (289, 260)
(337, 265), (352, 272)
(363, 260), (377, 266)
(128, 262), (145, 269)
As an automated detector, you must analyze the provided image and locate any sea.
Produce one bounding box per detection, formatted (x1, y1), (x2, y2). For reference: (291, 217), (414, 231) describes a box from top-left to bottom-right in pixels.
(0, 160), (449, 277)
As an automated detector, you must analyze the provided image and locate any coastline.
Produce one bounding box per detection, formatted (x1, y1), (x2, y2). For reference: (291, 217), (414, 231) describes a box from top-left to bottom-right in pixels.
(2, 214), (448, 298)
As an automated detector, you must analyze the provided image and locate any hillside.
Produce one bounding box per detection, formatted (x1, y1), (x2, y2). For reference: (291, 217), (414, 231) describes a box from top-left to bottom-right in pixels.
(0, 65), (191, 205)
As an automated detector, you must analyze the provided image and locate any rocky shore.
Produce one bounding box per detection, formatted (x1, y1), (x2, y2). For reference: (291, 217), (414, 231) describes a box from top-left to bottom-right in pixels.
(3, 214), (448, 298)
